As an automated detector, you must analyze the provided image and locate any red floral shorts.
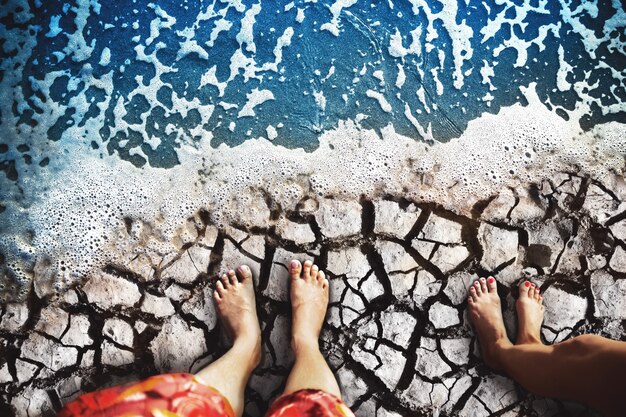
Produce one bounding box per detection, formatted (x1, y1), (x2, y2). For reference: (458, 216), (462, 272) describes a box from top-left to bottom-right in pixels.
(57, 373), (355, 417)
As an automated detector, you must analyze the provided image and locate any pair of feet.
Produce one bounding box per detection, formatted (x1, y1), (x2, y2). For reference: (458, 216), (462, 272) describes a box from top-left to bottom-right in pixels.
(215, 263), (543, 375)
(468, 277), (544, 369)
(213, 260), (329, 366)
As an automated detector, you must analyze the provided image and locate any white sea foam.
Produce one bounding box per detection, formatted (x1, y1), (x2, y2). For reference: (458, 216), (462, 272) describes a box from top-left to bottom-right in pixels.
(146, 4), (176, 47)
(2, 81), (624, 301)
(366, 90), (392, 112)
(556, 45), (572, 91)
(63, 0), (99, 62)
(313, 90), (327, 111)
(99, 47), (110, 66)
(296, 8), (305, 23)
(480, 60), (496, 91)
(394, 64), (405, 89)
(236, 3), (261, 53)
(266, 125), (278, 140)
(320, 0), (357, 36)
(238, 88), (275, 117)
(46, 15), (62, 38)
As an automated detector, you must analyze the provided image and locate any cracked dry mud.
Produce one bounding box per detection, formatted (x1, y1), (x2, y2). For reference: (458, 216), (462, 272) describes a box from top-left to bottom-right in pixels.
(3, 173), (626, 417)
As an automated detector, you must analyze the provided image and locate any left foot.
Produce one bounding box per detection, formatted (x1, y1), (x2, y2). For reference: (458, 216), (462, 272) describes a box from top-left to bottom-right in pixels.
(467, 277), (512, 370)
(214, 265), (261, 368)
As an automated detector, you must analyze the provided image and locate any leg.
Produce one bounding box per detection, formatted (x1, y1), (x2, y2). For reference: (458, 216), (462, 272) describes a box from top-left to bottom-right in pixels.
(195, 266), (261, 417)
(283, 260), (341, 397)
(468, 278), (626, 417)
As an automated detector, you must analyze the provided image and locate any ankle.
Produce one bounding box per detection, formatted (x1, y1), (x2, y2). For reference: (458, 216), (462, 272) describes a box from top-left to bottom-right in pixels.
(233, 335), (262, 365)
(482, 337), (512, 370)
(516, 332), (542, 345)
(291, 334), (320, 355)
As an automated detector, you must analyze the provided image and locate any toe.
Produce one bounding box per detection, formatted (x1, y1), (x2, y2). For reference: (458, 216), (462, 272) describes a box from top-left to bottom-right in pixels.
(289, 260), (302, 280)
(213, 289), (222, 302)
(487, 277), (497, 292)
(216, 280), (226, 295)
(310, 264), (319, 281)
(321, 276), (329, 290)
(479, 278), (488, 293)
(519, 280), (531, 297)
(302, 260), (313, 281)
(221, 274), (230, 288)
(318, 270), (326, 285)
(228, 270), (238, 285)
(528, 285), (536, 299)
(473, 280), (482, 295)
(237, 265), (252, 283)
(469, 286), (477, 301)
(534, 287), (541, 301)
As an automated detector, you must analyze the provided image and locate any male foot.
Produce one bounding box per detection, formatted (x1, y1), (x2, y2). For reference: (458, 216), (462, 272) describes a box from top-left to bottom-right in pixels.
(288, 260), (329, 353)
(467, 277), (512, 369)
(214, 265), (261, 368)
(515, 281), (544, 345)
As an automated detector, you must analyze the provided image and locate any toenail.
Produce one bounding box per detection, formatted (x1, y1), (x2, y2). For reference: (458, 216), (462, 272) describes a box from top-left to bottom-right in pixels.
(524, 281), (530, 287)
(291, 260), (299, 268)
(470, 287), (475, 291)
(488, 277), (494, 283)
(480, 278), (486, 282)
(474, 281), (479, 285)
(530, 283), (536, 287)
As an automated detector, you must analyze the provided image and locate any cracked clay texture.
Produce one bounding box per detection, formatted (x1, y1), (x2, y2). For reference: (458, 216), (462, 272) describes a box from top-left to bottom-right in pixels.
(3, 173), (625, 417)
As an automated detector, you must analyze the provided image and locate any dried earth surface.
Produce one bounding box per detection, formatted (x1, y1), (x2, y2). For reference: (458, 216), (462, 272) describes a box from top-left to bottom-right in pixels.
(3, 173), (626, 417)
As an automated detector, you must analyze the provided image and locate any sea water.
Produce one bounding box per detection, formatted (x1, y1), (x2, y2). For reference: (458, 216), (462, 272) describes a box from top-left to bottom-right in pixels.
(0, 0), (624, 302)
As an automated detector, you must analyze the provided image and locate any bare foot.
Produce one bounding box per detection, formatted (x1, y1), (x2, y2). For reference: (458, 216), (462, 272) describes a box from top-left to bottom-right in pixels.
(467, 277), (512, 369)
(516, 281), (544, 345)
(214, 265), (261, 366)
(288, 259), (329, 352)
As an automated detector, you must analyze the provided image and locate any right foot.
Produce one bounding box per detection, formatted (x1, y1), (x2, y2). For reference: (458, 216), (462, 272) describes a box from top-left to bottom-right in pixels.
(214, 265), (262, 367)
(515, 281), (544, 345)
(467, 277), (512, 370)
(288, 260), (329, 352)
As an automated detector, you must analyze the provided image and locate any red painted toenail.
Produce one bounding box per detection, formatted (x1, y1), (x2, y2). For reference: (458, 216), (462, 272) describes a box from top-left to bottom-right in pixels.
(530, 283), (536, 287)
(524, 282), (530, 287)
(470, 287), (475, 291)
(488, 277), (495, 283)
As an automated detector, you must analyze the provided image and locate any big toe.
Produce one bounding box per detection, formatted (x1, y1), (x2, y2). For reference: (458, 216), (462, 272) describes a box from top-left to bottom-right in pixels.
(289, 260), (302, 280)
(519, 281), (531, 298)
(237, 265), (252, 283)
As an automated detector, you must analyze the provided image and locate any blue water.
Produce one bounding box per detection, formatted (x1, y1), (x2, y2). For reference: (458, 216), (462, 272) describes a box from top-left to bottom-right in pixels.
(2, 0), (626, 169)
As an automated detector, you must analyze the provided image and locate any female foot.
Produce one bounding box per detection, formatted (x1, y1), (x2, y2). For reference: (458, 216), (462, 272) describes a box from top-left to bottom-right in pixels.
(467, 277), (512, 369)
(515, 281), (544, 345)
(214, 265), (261, 367)
(288, 260), (329, 352)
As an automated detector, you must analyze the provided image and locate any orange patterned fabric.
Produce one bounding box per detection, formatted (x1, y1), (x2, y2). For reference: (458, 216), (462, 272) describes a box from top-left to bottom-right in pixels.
(264, 389), (355, 417)
(57, 373), (235, 417)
